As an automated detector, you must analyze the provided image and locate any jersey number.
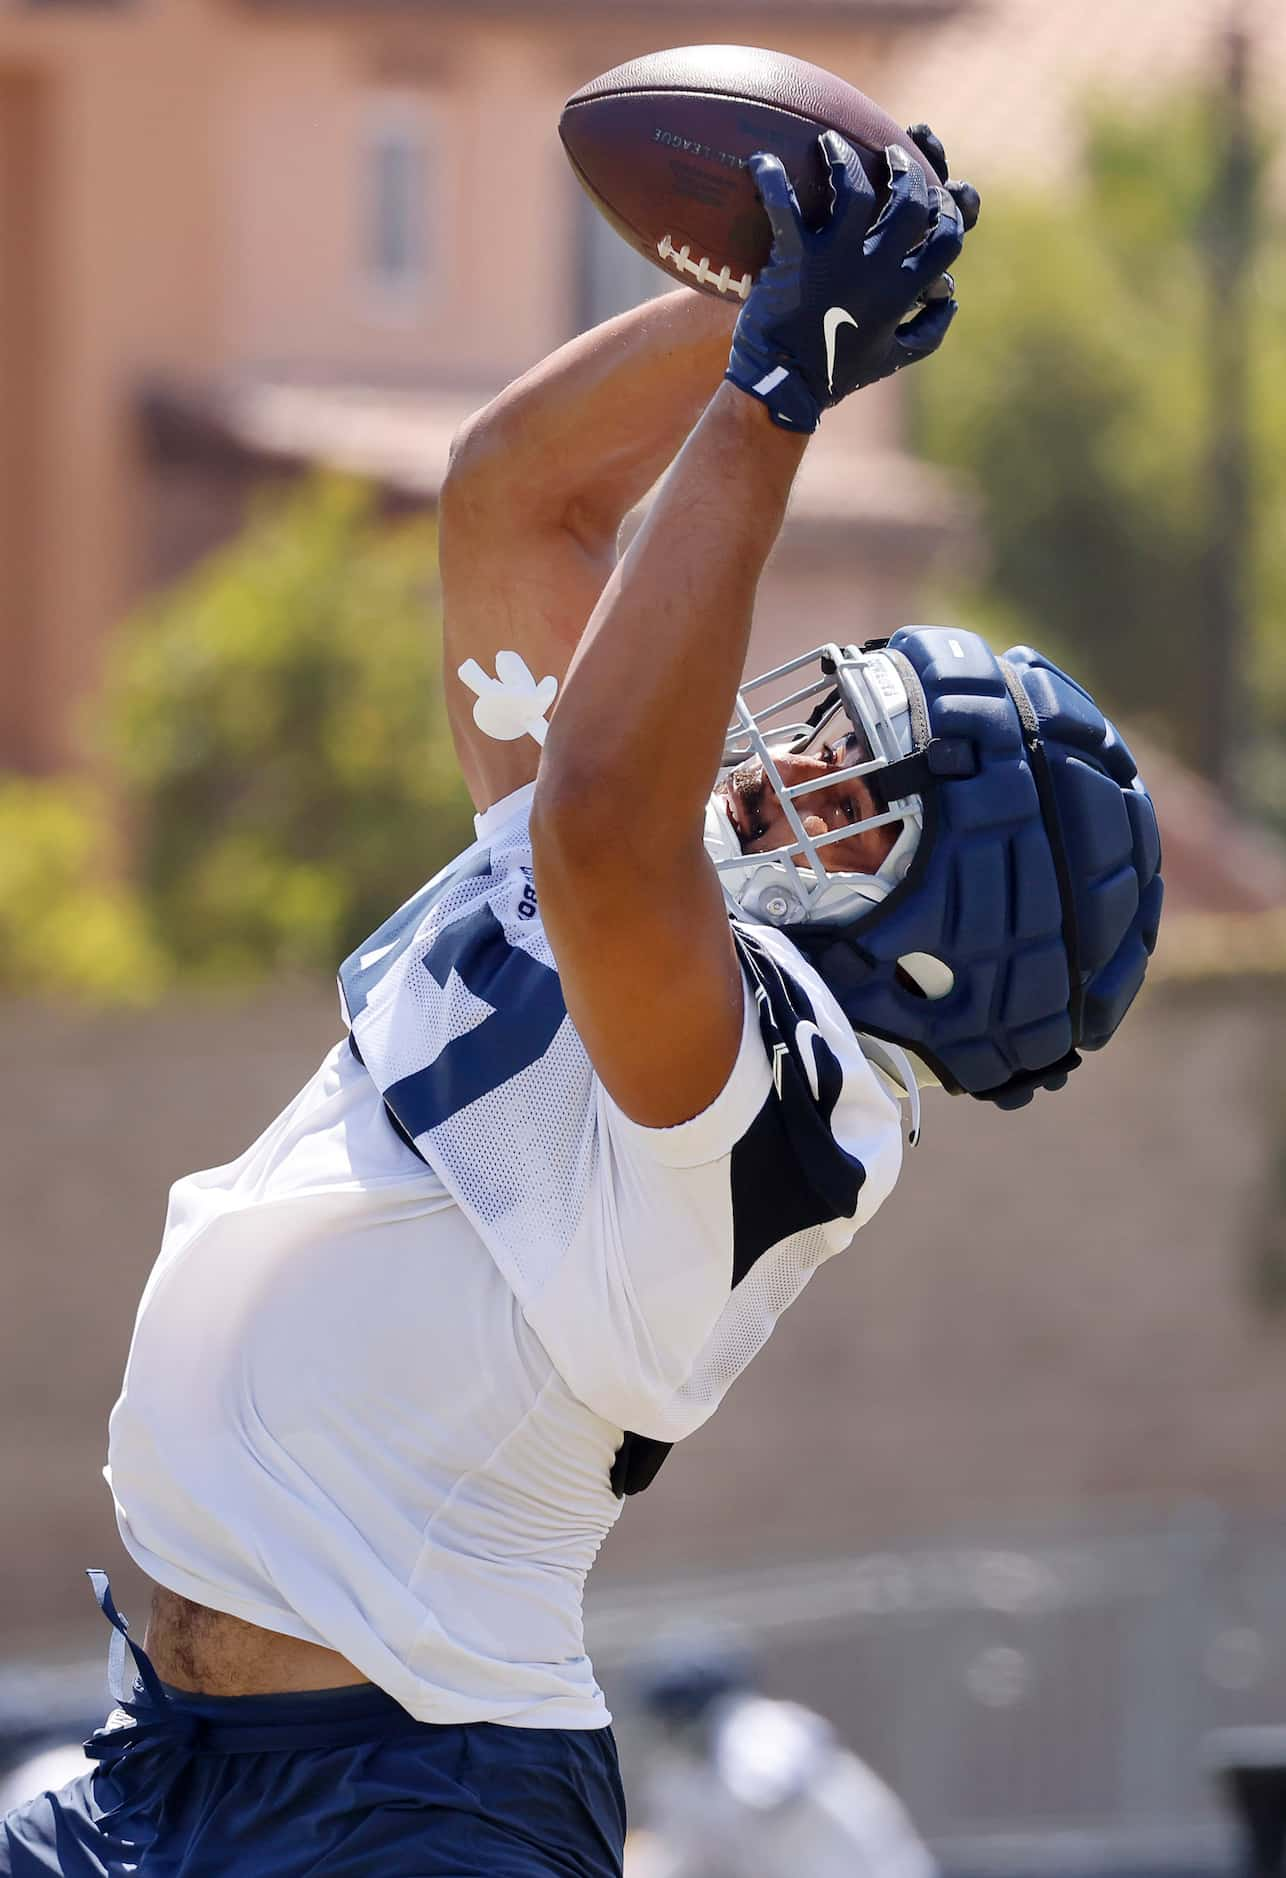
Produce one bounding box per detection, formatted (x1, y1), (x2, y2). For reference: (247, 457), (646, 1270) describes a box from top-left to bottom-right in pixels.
(383, 900), (567, 1136)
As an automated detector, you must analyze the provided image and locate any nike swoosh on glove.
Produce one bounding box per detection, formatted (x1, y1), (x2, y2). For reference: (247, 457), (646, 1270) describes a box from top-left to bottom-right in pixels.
(726, 130), (966, 433)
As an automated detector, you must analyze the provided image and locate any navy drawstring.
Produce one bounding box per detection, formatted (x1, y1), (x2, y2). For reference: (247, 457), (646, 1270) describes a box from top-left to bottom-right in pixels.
(79, 1572), (429, 1764)
(82, 1569), (205, 1765)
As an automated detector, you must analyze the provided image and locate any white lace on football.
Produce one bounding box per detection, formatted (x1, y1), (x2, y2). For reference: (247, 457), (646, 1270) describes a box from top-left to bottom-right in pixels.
(657, 234), (753, 300)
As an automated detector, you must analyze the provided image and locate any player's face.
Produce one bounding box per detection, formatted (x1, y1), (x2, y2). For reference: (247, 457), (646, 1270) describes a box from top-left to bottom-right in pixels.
(716, 734), (899, 875)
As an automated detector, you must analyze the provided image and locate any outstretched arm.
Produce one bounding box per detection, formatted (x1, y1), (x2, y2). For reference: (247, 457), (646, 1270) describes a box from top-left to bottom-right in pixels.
(440, 289), (738, 812)
(531, 385), (807, 1127)
(533, 135), (965, 1129)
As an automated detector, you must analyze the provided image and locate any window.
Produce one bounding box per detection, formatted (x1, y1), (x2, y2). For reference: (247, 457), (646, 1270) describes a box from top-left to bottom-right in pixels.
(576, 185), (666, 333)
(360, 97), (433, 318)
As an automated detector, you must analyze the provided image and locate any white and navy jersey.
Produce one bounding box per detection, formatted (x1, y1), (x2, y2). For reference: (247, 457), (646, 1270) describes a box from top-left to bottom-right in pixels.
(340, 784), (903, 1447)
(107, 785), (902, 1729)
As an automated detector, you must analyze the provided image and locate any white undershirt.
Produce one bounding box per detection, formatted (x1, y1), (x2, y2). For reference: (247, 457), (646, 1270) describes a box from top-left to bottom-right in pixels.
(107, 785), (903, 1728)
(107, 1035), (624, 1727)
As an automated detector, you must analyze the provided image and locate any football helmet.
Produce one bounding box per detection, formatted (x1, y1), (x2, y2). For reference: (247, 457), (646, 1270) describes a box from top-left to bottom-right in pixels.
(704, 627), (1163, 1109)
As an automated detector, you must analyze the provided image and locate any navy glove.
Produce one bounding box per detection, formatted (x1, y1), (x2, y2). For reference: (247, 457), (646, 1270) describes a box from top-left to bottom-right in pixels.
(726, 130), (967, 433)
(905, 123), (982, 235)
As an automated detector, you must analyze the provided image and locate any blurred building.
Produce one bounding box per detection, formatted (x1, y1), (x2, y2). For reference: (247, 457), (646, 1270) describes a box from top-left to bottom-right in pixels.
(6, 0), (1281, 776)
(0, 0), (968, 776)
(880, 0), (1286, 193)
(6, 5), (1286, 1860)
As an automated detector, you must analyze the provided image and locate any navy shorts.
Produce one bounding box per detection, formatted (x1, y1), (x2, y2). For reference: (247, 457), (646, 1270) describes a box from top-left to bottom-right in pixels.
(1, 1577), (625, 1878)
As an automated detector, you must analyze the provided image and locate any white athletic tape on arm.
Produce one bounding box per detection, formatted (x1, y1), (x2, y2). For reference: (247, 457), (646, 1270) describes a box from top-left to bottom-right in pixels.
(458, 653), (558, 747)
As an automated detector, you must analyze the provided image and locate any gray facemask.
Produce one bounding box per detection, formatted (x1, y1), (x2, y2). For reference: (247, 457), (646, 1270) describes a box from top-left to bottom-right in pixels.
(703, 645), (923, 929)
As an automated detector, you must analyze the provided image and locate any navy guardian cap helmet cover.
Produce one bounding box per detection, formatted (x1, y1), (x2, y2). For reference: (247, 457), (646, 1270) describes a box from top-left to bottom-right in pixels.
(719, 627), (1163, 1111)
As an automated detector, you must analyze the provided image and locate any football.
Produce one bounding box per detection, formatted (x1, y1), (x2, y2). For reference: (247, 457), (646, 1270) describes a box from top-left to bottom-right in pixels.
(560, 45), (939, 304)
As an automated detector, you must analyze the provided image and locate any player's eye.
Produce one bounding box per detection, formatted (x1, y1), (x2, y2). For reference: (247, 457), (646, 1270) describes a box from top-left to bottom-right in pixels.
(745, 780), (770, 842)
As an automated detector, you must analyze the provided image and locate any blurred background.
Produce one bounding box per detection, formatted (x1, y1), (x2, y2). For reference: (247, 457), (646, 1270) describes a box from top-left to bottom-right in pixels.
(2, 0), (1286, 1870)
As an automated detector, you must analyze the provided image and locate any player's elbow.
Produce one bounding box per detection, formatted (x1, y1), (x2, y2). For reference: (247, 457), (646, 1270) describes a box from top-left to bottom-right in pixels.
(445, 411), (479, 476)
(441, 410), (503, 516)
(440, 411), (544, 566)
(442, 407), (574, 542)
(443, 402), (621, 555)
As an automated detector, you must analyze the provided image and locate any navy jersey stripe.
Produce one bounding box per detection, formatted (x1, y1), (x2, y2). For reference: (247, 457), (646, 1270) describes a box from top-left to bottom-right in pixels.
(384, 902), (567, 1139)
(729, 930), (867, 1284)
(615, 935), (869, 1498)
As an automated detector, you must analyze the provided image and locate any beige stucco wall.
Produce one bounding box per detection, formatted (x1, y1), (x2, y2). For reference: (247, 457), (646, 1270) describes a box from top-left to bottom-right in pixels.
(0, 0), (228, 768)
(218, 11), (899, 391)
(0, 67), (51, 771)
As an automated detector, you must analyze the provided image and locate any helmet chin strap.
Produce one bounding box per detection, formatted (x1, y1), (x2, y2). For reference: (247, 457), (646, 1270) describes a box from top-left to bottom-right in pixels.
(854, 1036), (941, 1146)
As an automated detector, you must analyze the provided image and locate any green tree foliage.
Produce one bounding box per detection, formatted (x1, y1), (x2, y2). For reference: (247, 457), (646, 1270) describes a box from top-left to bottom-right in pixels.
(0, 777), (166, 1001)
(107, 477), (475, 981)
(911, 91), (1286, 812)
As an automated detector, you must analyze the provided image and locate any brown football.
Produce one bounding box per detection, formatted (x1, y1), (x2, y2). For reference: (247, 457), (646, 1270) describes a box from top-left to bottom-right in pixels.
(560, 45), (938, 304)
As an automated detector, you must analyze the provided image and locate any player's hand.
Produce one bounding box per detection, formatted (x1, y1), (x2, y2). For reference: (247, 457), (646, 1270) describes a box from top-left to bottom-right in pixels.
(904, 123), (981, 233)
(725, 131), (967, 433)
